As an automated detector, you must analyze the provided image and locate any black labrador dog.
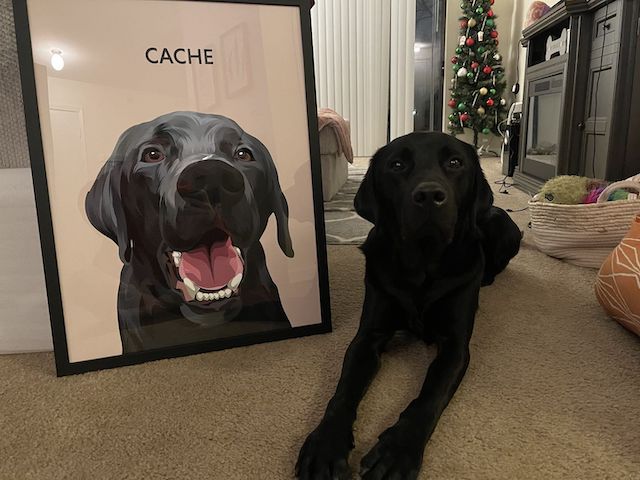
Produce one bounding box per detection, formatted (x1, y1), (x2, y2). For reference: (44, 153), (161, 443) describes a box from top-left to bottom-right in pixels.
(86, 111), (294, 353)
(296, 132), (521, 480)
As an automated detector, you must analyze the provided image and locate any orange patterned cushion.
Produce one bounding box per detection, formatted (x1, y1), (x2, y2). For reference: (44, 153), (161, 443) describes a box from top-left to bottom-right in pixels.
(595, 215), (640, 336)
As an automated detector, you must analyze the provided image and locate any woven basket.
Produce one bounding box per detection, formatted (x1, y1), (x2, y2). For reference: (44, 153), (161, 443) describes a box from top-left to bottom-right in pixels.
(529, 179), (640, 268)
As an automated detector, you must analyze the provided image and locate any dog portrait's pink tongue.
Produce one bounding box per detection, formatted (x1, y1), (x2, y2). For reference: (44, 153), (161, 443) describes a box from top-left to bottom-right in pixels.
(179, 238), (242, 290)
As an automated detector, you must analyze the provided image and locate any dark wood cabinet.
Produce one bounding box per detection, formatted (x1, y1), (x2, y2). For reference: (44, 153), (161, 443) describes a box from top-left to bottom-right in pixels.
(515, 0), (640, 195)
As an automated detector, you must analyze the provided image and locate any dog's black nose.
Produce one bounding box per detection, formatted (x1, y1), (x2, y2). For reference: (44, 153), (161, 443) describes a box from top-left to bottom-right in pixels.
(412, 182), (448, 207)
(177, 160), (244, 204)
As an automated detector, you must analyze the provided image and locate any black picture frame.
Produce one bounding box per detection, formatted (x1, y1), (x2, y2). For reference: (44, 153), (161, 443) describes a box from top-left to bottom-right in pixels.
(12, 0), (331, 376)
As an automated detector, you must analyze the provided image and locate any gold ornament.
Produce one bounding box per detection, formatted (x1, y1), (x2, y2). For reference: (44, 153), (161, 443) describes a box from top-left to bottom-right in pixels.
(477, 106), (486, 115)
(479, 87), (488, 95)
(468, 18), (477, 28)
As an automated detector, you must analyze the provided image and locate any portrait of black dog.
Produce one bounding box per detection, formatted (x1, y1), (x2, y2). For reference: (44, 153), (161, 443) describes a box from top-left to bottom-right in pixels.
(85, 112), (294, 353)
(297, 132), (522, 479)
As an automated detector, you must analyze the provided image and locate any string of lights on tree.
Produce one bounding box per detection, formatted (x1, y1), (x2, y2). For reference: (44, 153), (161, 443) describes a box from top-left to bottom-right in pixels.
(448, 0), (508, 147)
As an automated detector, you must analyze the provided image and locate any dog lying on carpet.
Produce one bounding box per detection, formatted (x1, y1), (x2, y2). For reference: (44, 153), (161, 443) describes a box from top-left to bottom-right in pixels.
(85, 112), (294, 354)
(296, 132), (521, 479)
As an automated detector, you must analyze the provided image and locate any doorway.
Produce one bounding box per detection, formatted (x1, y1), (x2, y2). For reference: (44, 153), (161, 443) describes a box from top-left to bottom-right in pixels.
(413, 0), (445, 132)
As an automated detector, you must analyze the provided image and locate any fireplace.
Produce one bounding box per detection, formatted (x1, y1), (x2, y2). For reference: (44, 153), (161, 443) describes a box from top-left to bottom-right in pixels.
(522, 72), (564, 181)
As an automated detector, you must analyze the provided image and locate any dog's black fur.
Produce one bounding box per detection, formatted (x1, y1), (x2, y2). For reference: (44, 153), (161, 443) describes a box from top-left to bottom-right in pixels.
(296, 132), (521, 480)
(86, 112), (293, 353)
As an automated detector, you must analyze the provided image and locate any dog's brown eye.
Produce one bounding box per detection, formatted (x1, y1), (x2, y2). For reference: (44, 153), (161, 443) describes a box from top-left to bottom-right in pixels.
(234, 148), (254, 162)
(447, 158), (462, 169)
(389, 160), (406, 172)
(142, 148), (165, 163)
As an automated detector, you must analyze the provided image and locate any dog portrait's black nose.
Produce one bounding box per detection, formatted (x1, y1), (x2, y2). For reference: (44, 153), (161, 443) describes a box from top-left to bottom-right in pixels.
(412, 182), (448, 207)
(177, 159), (244, 204)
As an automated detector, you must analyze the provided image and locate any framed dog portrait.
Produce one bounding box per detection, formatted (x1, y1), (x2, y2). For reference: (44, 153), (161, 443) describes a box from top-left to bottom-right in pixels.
(13, 0), (330, 376)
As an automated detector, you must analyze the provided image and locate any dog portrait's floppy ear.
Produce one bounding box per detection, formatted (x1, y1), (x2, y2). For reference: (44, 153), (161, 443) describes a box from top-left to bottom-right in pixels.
(272, 187), (294, 258)
(255, 139), (294, 258)
(85, 149), (132, 264)
(354, 147), (385, 224)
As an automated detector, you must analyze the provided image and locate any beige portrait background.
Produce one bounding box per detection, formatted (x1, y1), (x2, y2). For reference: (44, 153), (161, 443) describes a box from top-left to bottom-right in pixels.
(26, 0), (323, 362)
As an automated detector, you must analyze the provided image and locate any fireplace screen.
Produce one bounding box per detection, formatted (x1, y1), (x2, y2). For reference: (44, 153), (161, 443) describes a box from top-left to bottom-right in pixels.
(525, 73), (564, 175)
(526, 91), (562, 166)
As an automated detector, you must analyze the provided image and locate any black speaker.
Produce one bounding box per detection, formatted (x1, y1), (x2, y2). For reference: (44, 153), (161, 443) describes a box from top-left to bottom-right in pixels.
(502, 102), (521, 177)
(505, 121), (520, 177)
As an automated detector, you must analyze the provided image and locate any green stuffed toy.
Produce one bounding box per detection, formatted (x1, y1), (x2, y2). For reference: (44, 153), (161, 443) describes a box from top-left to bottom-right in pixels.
(534, 175), (633, 204)
(534, 176), (592, 204)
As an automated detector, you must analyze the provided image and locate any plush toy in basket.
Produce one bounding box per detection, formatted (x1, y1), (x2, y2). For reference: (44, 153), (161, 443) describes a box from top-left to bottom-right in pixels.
(529, 174), (640, 268)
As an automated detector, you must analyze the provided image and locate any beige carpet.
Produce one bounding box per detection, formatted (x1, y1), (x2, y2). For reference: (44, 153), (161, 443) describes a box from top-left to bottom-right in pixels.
(1, 158), (639, 479)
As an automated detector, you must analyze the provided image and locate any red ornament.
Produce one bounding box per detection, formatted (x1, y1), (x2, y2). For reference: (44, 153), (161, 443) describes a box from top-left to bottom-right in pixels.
(466, 37), (475, 46)
(451, 56), (459, 64)
(460, 19), (468, 28)
(483, 66), (493, 74)
(486, 99), (495, 107)
(490, 0), (494, 4)
(487, 9), (494, 17)
(460, 113), (470, 122)
(448, 99), (457, 108)
(471, 61), (480, 70)
(490, 30), (499, 39)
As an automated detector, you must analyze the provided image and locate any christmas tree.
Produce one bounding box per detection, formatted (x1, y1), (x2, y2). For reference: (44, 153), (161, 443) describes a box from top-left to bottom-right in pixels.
(447, 0), (508, 149)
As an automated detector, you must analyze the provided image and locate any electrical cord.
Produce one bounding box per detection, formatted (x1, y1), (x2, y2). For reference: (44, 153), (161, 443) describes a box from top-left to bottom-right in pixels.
(506, 206), (529, 213)
(495, 176), (515, 194)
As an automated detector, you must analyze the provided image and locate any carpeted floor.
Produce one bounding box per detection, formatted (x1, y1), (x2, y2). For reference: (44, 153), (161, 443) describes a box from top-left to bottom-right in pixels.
(1, 158), (640, 479)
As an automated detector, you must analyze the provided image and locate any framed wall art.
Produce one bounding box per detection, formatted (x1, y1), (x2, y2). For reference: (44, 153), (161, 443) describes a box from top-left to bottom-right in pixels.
(12, 0), (330, 376)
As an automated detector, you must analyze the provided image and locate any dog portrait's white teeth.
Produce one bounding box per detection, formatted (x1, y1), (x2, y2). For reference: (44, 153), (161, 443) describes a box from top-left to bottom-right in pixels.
(172, 252), (181, 258)
(234, 247), (242, 256)
(224, 288), (232, 298)
(228, 273), (243, 290)
(196, 292), (204, 301)
(213, 292), (220, 301)
(183, 277), (199, 295)
(173, 257), (180, 267)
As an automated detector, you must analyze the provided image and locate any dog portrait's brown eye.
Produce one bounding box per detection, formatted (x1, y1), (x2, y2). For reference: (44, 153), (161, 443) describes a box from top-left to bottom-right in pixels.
(388, 159), (406, 172)
(234, 148), (254, 162)
(447, 158), (462, 169)
(142, 147), (166, 163)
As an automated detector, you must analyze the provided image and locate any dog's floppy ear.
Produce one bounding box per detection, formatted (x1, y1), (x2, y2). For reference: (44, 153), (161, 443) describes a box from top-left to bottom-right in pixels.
(475, 166), (494, 219)
(85, 147), (132, 264)
(354, 146), (385, 224)
(461, 141), (493, 223)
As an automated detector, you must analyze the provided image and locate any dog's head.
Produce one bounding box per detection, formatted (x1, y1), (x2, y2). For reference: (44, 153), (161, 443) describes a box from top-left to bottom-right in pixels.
(354, 132), (492, 248)
(85, 111), (293, 318)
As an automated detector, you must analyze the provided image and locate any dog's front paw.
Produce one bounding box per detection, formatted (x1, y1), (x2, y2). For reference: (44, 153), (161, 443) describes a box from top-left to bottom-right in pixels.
(360, 424), (424, 480)
(296, 421), (354, 480)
